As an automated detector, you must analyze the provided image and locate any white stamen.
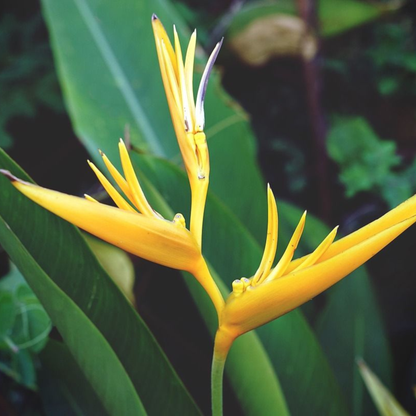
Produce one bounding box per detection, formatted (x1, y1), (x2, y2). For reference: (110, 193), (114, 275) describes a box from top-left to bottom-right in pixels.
(195, 38), (223, 132)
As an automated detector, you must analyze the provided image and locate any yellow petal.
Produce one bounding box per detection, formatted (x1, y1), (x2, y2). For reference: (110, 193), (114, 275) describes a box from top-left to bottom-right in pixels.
(10, 177), (201, 272)
(264, 210), (306, 282)
(151, 15), (178, 79)
(160, 39), (183, 120)
(118, 139), (159, 218)
(287, 193), (416, 273)
(222, 215), (416, 337)
(88, 160), (136, 212)
(154, 30), (196, 176)
(292, 226), (338, 272)
(100, 150), (133, 201)
(173, 26), (192, 132)
(252, 185), (278, 286)
(184, 30), (197, 127)
(84, 194), (99, 203)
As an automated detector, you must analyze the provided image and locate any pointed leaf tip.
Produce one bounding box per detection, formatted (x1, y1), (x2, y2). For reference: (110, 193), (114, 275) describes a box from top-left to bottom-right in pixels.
(0, 169), (26, 184)
(0, 169), (18, 182)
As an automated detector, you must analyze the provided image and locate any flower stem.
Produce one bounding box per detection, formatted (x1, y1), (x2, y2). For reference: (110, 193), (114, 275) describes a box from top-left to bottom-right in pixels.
(190, 178), (209, 248)
(211, 347), (226, 416)
(211, 329), (234, 416)
(192, 257), (225, 317)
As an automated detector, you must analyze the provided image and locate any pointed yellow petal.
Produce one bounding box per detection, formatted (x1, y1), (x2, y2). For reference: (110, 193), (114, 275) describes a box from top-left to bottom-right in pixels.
(184, 30), (197, 127)
(292, 226), (338, 272)
(118, 140), (159, 218)
(88, 160), (136, 212)
(252, 185), (278, 286)
(154, 33), (196, 177)
(222, 215), (416, 337)
(100, 150), (133, 202)
(265, 211), (306, 282)
(287, 193), (416, 273)
(160, 39), (183, 120)
(153, 31), (183, 132)
(151, 15), (178, 79)
(157, 39), (192, 165)
(10, 178), (201, 272)
(174, 26), (192, 132)
(84, 194), (99, 203)
(152, 17), (191, 169)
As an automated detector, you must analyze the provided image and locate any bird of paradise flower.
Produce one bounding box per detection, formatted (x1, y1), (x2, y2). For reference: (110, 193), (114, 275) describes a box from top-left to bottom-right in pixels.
(1, 15), (416, 416)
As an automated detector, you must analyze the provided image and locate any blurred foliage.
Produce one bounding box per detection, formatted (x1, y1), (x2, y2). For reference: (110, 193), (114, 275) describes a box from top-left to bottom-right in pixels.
(225, 0), (393, 40)
(0, 264), (51, 390)
(327, 117), (416, 208)
(0, 13), (64, 148)
(369, 20), (416, 96)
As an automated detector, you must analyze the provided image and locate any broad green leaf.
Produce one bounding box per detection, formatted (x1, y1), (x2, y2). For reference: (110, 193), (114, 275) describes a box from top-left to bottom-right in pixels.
(135, 154), (349, 415)
(226, 0), (397, 41)
(0, 215), (146, 415)
(0, 149), (201, 415)
(358, 359), (410, 416)
(316, 269), (393, 416)
(39, 340), (109, 416)
(319, 0), (399, 38)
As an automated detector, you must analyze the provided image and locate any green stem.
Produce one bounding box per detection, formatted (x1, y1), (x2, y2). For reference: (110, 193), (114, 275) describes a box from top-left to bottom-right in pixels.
(211, 348), (226, 416)
(211, 329), (234, 416)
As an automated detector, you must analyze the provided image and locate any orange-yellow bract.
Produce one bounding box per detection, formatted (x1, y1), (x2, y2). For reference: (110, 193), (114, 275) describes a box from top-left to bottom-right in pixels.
(214, 188), (416, 359)
(152, 14), (222, 248)
(0, 139), (225, 316)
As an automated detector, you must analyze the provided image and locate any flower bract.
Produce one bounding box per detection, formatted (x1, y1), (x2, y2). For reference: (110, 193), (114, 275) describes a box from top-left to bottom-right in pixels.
(152, 14), (222, 247)
(214, 187), (416, 358)
(0, 139), (225, 315)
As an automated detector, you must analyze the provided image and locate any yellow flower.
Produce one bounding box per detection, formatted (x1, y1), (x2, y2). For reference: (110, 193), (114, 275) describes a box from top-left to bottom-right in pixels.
(0, 140), (224, 315)
(152, 14), (222, 247)
(214, 186), (416, 358)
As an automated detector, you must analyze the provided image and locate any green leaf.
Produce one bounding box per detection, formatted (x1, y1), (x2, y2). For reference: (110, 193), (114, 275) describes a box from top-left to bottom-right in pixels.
(0, 293), (15, 339)
(0, 149), (201, 415)
(225, 0), (395, 42)
(84, 234), (135, 304)
(319, 0), (396, 38)
(0, 264), (51, 389)
(10, 290), (52, 354)
(327, 117), (401, 198)
(316, 269), (393, 416)
(0, 214), (146, 415)
(39, 340), (109, 416)
(358, 359), (410, 416)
